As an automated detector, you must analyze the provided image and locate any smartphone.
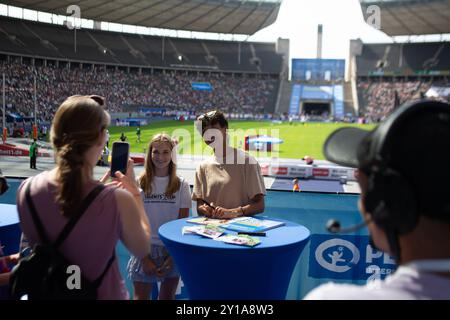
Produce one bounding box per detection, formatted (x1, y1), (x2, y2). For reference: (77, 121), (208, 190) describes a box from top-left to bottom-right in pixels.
(110, 141), (129, 177)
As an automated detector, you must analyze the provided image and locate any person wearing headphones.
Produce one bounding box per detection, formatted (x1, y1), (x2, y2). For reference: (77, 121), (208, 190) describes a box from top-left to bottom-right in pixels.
(304, 99), (450, 300)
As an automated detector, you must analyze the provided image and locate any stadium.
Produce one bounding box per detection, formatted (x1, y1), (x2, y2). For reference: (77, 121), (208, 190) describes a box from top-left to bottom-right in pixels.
(0, 0), (450, 302)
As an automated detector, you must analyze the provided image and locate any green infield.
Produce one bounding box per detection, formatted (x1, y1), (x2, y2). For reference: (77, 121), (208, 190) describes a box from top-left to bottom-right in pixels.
(108, 120), (375, 160)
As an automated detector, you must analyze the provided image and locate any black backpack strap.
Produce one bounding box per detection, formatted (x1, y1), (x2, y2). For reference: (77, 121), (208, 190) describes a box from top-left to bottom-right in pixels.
(92, 251), (116, 288)
(25, 177), (50, 244)
(24, 181), (113, 289)
(53, 184), (106, 248)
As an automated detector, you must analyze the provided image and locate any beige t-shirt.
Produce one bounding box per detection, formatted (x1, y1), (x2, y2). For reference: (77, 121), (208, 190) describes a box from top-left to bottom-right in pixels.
(192, 147), (266, 209)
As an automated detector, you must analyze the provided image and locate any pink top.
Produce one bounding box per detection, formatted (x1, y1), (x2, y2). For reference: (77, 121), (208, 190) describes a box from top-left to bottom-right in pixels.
(16, 171), (129, 300)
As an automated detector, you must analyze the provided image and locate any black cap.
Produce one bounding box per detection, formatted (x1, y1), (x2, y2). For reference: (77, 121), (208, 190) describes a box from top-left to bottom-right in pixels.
(323, 127), (369, 168)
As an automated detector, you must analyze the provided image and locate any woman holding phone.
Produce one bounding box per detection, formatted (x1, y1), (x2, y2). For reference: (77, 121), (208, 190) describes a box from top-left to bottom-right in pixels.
(127, 133), (191, 300)
(15, 95), (151, 299)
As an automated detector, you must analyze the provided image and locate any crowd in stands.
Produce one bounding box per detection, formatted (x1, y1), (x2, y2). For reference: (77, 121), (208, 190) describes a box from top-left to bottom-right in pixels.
(0, 62), (278, 123)
(357, 79), (450, 122)
(6, 61), (450, 130)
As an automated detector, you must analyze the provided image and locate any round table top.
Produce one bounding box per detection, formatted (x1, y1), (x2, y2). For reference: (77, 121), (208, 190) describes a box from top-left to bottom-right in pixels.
(0, 204), (19, 228)
(159, 217), (310, 250)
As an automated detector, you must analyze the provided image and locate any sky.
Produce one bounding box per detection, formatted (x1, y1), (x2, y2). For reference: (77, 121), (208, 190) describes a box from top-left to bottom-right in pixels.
(247, 0), (448, 61)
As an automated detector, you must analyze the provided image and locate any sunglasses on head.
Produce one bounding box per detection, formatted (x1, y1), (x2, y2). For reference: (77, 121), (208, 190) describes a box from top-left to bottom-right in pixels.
(197, 110), (218, 122)
(89, 95), (105, 106)
(67, 95), (105, 106)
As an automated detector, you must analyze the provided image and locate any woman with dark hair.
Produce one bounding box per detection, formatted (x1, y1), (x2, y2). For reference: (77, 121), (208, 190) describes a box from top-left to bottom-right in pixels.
(16, 95), (151, 299)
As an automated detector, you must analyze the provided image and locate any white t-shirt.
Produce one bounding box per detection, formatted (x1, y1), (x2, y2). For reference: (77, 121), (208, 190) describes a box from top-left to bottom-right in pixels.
(304, 265), (450, 300)
(141, 175), (191, 246)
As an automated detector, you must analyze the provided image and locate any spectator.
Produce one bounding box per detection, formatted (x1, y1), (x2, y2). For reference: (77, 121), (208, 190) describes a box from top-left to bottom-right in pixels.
(29, 139), (38, 169)
(0, 62), (277, 122)
(0, 234), (30, 299)
(302, 155), (314, 165)
(305, 100), (450, 299)
(356, 79), (447, 122)
(15, 95), (151, 299)
(136, 126), (141, 143)
(42, 125), (48, 139)
(292, 178), (300, 192)
(192, 110), (266, 219)
(127, 133), (190, 300)
(0, 171), (30, 299)
(105, 129), (110, 148)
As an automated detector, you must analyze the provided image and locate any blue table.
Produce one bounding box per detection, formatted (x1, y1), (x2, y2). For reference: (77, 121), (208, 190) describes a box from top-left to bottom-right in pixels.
(159, 217), (310, 300)
(0, 204), (21, 256)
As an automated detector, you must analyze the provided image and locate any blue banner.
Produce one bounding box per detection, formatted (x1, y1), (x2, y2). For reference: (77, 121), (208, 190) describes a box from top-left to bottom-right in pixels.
(289, 84), (302, 114)
(138, 107), (166, 113)
(301, 85), (333, 100)
(292, 59), (345, 81)
(191, 82), (213, 91)
(308, 234), (396, 281)
(333, 85), (344, 118)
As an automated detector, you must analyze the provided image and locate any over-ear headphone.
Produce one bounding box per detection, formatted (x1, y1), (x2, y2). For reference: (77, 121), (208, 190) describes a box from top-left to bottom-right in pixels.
(363, 164), (417, 235)
(360, 100), (450, 256)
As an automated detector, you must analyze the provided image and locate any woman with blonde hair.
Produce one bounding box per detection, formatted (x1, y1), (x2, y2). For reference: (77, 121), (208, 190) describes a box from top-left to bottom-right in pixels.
(127, 133), (191, 300)
(15, 95), (150, 299)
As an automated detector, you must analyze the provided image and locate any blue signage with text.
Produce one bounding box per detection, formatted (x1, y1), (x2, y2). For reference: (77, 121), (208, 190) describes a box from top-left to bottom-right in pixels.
(308, 234), (396, 281)
(301, 85), (333, 100)
(292, 59), (345, 81)
(191, 82), (213, 91)
(289, 84), (302, 114)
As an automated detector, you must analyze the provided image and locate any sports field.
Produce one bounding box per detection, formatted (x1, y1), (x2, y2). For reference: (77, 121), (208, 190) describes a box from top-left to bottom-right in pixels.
(109, 120), (375, 160)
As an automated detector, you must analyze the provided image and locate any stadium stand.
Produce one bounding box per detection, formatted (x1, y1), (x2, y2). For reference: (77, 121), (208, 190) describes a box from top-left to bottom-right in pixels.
(0, 62), (280, 123)
(0, 15), (282, 122)
(356, 42), (450, 76)
(355, 42), (450, 121)
(0, 16), (283, 73)
(358, 80), (432, 121)
(359, 0), (450, 36)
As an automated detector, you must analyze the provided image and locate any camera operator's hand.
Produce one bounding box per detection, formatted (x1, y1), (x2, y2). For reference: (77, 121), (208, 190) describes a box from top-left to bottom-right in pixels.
(100, 169), (112, 184)
(112, 171), (141, 197)
(125, 158), (138, 186)
(5, 253), (20, 265)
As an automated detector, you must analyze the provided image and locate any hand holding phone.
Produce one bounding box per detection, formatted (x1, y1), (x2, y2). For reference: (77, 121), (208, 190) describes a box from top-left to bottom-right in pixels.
(110, 142), (130, 177)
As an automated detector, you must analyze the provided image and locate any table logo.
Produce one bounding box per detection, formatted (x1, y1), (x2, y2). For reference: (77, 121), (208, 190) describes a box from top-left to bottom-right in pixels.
(314, 239), (360, 273)
(308, 234), (396, 280)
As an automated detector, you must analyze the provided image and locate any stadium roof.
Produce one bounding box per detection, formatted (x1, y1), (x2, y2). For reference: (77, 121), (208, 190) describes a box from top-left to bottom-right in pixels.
(2, 0), (282, 35)
(360, 0), (450, 36)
